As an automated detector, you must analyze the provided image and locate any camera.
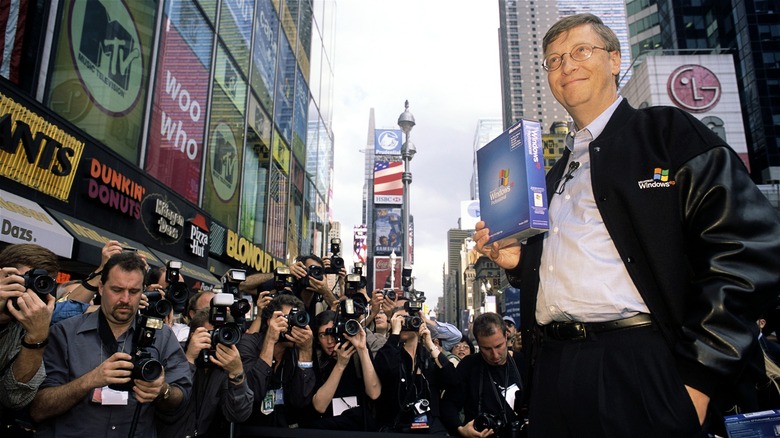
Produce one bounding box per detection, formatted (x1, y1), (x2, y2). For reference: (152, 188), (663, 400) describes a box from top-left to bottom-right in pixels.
(401, 267), (413, 291)
(326, 299), (364, 343)
(401, 286), (425, 332)
(221, 269), (250, 328)
(11, 268), (57, 310)
(402, 313), (423, 331)
(164, 260), (189, 314)
(143, 289), (173, 319)
(326, 238), (344, 274)
(110, 314), (164, 391)
(474, 413), (504, 433)
(383, 288), (397, 301)
(294, 264), (324, 292)
(280, 307), (310, 340)
(197, 293), (243, 367)
(273, 266), (294, 293)
(406, 399), (430, 416)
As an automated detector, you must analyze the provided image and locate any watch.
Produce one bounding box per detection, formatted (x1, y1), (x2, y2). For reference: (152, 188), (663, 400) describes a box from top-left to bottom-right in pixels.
(20, 337), (48, 349)
(228, 372), (245, 384)
(158, 383), (171, 401)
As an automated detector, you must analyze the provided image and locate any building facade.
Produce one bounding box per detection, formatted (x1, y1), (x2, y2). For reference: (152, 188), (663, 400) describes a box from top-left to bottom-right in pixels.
(625, 0), (780, 183)
(0, 0), (335, 288)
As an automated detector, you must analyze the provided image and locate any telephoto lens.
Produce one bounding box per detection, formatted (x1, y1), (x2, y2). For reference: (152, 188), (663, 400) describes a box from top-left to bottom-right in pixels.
(402, 315), (423, 331)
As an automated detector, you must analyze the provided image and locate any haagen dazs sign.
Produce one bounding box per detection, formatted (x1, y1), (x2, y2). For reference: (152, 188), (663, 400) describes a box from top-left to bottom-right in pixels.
(141, 193), (184, 243)
(68, 0), (144, 115)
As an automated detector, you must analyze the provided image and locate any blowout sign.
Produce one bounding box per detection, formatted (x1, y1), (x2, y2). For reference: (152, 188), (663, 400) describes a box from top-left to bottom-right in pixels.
(0, 88), (84, 201)
(87, 158), (146, 219)
(225, 228), (280, 273)
(146, 11), (211, 204)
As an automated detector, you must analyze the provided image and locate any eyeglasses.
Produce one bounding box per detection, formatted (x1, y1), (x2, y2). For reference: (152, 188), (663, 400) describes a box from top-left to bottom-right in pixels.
(543, 44), (609, 72)
(554, 161), (580, 195)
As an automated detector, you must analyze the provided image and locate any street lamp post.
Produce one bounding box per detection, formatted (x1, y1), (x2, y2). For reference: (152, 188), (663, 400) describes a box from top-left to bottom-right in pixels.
(397, 100), (416, 271)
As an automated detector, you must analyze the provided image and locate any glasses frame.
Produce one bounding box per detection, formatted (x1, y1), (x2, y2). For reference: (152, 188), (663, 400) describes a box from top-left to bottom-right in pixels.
(543, 44), (609, 72)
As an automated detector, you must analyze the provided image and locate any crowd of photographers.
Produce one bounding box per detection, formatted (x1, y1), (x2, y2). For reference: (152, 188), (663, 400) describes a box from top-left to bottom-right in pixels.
(0, 239), (528, 437)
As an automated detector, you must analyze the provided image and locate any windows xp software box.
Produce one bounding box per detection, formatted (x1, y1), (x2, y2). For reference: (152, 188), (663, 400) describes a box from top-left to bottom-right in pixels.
(477, 118), (548, 247)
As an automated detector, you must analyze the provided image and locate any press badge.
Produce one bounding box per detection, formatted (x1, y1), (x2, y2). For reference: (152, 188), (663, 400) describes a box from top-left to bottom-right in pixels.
(502, 383), (519, 409)
(411, 414), (429, 429)
(94, 386), (128, 405)
(261, 390), (275, 415)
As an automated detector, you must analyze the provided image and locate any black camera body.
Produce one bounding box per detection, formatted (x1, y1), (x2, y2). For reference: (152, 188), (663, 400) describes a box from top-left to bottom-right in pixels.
(110, 314), (164, 391)
(294, 264), (324, 292)
(326, 238), (344, 274)
(273, 266), (294, 293)
(197, 293), (243, 367)
(280, 307), (310, 340)
(383, 288), (397, 301)
(11, 268), (56, 310)
(326, 299), (364, 343)
(164, 260), (189, 314)
(143, 289), (173, 319)
(474, 413), (522, 437)
(401, 297), (425, 332)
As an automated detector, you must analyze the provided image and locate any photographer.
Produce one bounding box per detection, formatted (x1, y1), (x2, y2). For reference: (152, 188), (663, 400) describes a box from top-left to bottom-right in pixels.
(289, 255), (340, 319)
(158, 306), (253, 437)
(374, 305), (456, 433)
(0, 244), (56, 423)
(237, 294), (315, 428)
(29, 252), (192, 437)
(441, 313), (524, 438)
(145, 262), (190, 342)
(306, 308), (381, 430)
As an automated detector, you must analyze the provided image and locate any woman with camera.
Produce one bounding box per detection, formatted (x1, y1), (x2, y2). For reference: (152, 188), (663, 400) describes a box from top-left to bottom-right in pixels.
(373, 305), (456, 434)
(303, 309), (381, 430)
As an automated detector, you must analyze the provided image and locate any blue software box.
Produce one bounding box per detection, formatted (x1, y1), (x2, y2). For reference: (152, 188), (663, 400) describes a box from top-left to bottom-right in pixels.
(477, 119), (548, 246)
(724, 409), (780, 437)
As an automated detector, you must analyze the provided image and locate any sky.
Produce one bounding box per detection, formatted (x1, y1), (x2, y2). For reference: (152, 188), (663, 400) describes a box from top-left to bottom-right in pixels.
(329, 0), (502, 309)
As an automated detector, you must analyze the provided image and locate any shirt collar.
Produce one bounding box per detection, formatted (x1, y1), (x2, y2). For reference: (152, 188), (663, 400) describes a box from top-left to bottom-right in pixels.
(566, 96), (623, 152)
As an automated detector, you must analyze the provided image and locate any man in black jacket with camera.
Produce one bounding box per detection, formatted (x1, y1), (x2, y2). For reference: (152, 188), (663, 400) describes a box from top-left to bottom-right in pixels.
(441, 313), (524, 438)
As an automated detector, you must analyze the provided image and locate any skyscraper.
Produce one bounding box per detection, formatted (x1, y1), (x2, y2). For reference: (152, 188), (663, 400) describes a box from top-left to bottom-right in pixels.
(625, 0), (780, 183)
(498, 0), (632, 131)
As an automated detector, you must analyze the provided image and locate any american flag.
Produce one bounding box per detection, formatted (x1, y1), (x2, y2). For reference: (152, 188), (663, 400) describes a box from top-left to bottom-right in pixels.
(0, 0), (29, 84)
(374, 161), (403, 204)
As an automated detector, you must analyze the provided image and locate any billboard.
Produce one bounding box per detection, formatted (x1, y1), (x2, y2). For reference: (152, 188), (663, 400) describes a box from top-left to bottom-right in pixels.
(146, 13), (210, 203)
(374, 129), (402, 156)
(374, 161), (403, 204)
(374, 207), (402, 256)
(374, 256), (403, 291)
(353, 225), (367, 264)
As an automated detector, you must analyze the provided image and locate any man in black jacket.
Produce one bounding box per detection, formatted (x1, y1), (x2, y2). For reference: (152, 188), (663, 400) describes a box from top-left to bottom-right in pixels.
(474, 13), (780, 437)
(441, 313), (523, 438)
(374, 305), (456, 434)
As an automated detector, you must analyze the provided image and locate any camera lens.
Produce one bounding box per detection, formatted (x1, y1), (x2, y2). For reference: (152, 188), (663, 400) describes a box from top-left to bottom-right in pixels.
(344, 319), (361, 336)
(292, 309), (310, 327)
(31, 275), (56, 295)
(307, 265), (324, 281)
(385, 290), (397, 301)
(214, 324), (242, 346)
(135, 358), (163, 381)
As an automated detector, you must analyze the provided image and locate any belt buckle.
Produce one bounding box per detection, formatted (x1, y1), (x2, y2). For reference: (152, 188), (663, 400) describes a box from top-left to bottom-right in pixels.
(570, 322), (587, 341)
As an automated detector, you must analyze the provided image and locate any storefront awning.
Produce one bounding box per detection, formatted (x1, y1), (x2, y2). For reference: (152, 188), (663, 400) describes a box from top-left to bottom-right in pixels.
(0, 189), (74, 258)
(147, 248), (220, 288)
(47, 210), (161, 268)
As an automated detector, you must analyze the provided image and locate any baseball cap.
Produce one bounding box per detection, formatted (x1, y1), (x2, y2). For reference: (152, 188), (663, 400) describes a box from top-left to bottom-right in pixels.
(502, 315), (516, 326)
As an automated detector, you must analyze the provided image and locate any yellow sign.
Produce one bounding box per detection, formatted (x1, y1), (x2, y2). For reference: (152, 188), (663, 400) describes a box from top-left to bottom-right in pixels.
(226, 228), (281, 273)
(0, 92), (84, 201)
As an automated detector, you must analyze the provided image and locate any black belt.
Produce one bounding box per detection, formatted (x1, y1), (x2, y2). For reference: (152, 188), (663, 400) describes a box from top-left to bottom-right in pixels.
(540, 314), (652, 341)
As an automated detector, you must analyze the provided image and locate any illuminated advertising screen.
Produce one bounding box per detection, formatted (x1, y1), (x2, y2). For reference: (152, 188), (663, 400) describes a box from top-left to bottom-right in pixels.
(146, 13), (210, 203)
(46, 0), (155, 164)
(374, 207), (402, 256)
(273, 32), (295, 145)
(250, 0), (279, 113)
(353, 225), (367, 264)
(219, 0), (255, 76)
(374, 256), (402, 291)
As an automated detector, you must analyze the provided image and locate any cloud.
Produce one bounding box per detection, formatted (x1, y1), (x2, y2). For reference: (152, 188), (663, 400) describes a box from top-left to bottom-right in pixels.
(330, 0), (500, 310)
